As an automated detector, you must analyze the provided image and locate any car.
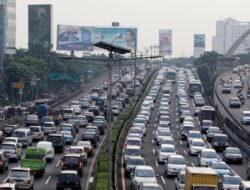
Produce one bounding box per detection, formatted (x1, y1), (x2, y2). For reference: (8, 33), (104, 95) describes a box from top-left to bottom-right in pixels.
(181, 123), (195, 140)
(12, 128), (33, 147)
(159, 137), (174, 146)
(37, 141), (55, 162)
(211, 134), (229, 151)
(60, 123), (76, 137)
(0, 150), (9, 173)
(61, 154), (84, 176)
(40, 116), (53, 125)
(139, 182), (163, 190)
(29, 126), (44, 141)
(126, 137), (142, 148)
(155, 129), (172, 144)
(159, 115), (170, 126)
(6, 167), (34, 190)
(129, 127), (144, 140)
(233, 80), (242, 88)
(85, 126), (100, 141)
(84, 111), (94, 122)
(222, 147), (243, 164)
(47, 134), (65, 153)
(79, 99), (89, 109)
(187, 131), (202, 147)
(92, 120), (105, 135)
(175, 171), (185, 190)
(201, 120), (213, 134)
(218, 175), (242, 190)
(189, 139), (206, 155)
(42, 121), (57, 135)
(0, 142), (22, 161)
(25, 114), (39, 126)
(130, 166), (157, 190)
(76, 115), (88, 127)
(206, 126), (221, 142)
(60, 131), (74, 144)
(82, 132), (97, 148)
(2, 124), (18, 137)
(111, 105), (120, 116)
(88, 106), (100, 116)
(194, 106), (201, 116)
(125, 156), (146, 177)
(56, 170), (81, 190)
(198, 148), (219, 167)
(0, 183), (16, 190)
(209, 161), (230, 176)
(65, 146), (87, 166)
(76, 141), (93, 157)
(165, 154), (186, 177)
(67, 119), (80, 133)
(222, 84), (232, 94)
(124, 145), (142, 166)
(229, 97), (241, 108)
(241, 111), (250, 125)
(158, 144), (176, 164)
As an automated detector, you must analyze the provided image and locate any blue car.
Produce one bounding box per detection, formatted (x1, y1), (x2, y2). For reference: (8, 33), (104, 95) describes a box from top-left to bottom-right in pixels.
(61, 131), (74, 144)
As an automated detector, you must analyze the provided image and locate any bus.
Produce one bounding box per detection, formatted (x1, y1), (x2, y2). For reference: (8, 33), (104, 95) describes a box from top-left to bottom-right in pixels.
(198, 106), (215, 125)
(189, 79), (202, 97)
(166, 69), (177, 84)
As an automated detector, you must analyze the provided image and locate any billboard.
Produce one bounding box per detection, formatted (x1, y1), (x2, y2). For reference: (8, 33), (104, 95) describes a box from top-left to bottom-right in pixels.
(57, 25), (137, 51)
(94, 27), (137, 50)
(28, 5), (52, 47)
(57, 25), (94, 51)
(194, 34), (205, 48)
(159, 30), (172, 55)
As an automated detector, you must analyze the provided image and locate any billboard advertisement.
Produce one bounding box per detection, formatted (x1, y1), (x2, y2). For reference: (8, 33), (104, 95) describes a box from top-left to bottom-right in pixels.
(159, 29), (172, 55)
(57, 25), (94, 51)
(194, 34), (205, 48)
(28, 5), (52, 47)
(94, 27), (137, 50)
(57, 26), (137, 51)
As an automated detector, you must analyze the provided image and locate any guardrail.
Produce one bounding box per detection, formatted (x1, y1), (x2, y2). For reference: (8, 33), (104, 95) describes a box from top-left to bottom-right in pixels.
(114, 69), (158, 190)
(213, 70), (250, 157)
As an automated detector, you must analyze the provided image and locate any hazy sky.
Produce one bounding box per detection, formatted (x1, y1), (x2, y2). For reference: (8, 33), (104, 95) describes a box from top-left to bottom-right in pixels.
(16, 0), (250, 57)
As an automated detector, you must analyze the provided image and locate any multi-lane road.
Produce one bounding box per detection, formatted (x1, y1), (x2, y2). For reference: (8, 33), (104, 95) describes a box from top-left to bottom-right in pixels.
(122, 68), (249, 190)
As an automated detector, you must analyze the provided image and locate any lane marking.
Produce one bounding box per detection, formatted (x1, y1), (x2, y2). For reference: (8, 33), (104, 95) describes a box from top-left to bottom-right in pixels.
(85, 135), (107, 190)
(180, 140), (183, 145)
(176, 118), (178, 122)
(153, 149), (155, 154)
(161, 176), (166, 184)
(56, 160), (61, 167)
(184, 150), (187, 156)
(152, 139), (154, 144)
(3, 177), (7, 183)
(45, 176), (51, 185)
(155, 161), (159, 167)
(191, 162), (195, 167)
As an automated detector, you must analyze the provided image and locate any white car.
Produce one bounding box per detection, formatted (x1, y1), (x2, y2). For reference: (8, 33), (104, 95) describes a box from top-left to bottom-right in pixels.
(159, 115), (170, 126)
(0, 142), (22, 161)
(189, 139), (206, 155)
(187, 131), (202, 147)
(175, 171), (185, 190)
(70, 105), (81, 114)
(139, 111), (150, 122)
(155, 129), (172, 144)
(112, 105), (120, 115)
(198, 148), (219, 167)
(233, 80), (242, 88)
(165, 154), (186, 177)
(158, 144), (176, 163)
(124, 145), (142, 166)
(131, 166), (157, 190)
(37, 141), (54, 162)
(241, 111), (250, 125)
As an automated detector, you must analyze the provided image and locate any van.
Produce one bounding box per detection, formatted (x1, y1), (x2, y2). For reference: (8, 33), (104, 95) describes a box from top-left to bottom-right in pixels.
(12, 128), (33, 147)
(240, 181), (250, 190)
(37, 141), (55, 162)
(63, 108), (75, 120)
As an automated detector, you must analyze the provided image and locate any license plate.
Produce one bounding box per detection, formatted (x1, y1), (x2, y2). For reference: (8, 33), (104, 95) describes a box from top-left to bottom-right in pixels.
(64, 188), (71, 190)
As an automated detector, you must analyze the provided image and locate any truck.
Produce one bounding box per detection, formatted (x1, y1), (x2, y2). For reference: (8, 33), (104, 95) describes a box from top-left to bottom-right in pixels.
(185, 167), (218, 190)
(20, 147), (46, 177)
(35, 99), (49, 119)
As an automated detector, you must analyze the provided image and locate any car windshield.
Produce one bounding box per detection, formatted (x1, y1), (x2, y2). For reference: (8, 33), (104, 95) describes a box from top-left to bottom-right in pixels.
(83, 133), (94, 138)
(64, 110), (73, 114)
(135, 169), (155, 177)
(68, 149), (82, 154)
(212, 163), (228, 169)
(226, 148), (241, 154)
(59, 174), (77, 183)
(192, 141), (205, 146)
(64, 157), (79, 164)
(161, 146), (175, 152)
(201, 151), (217, 158)
(1, 144), (15, 150)
(10, 170), (28, 178)
(203, 121), (213, 126)
(30, 127), (40, 132)
(168, 157), (185, 165)
(130, 128), (142, 134)
(214, 136), (228, 142)
(142, 187), (161, 190)
(190, 133), (202, 138)
(127, 140), (141, 146)
(223, 177), (241, 184)
(128, 158), (145, 165)
(12, 131), (25, 138)
(158, 131), (171, 136)
(125, 148), (140, 155)
(61, 126), (71, 131)
(43, 123), (53, 127)
(183, 127), (194, 132)
(243, 113), (250, 117)
(209, 128), (220, 133)
(160, 117), (170, 121)
(47, 136), (62, 141)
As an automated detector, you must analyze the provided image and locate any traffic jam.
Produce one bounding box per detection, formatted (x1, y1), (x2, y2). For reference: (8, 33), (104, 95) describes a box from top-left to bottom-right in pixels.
(0, 69), (148, 190)
(122, 67), (250, 190)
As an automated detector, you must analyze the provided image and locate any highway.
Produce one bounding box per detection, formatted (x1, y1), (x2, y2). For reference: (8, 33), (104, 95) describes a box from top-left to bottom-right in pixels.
(122, 68), (249, 190)
(215, 69), (250, 131)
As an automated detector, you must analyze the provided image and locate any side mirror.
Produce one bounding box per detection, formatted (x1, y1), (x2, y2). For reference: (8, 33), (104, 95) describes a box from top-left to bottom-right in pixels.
(18, 143), (23, 148)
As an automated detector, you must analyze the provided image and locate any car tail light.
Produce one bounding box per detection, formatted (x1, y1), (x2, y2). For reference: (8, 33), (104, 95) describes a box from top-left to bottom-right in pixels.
(61, 161), (64, 167)
(0, 161), (3, 165)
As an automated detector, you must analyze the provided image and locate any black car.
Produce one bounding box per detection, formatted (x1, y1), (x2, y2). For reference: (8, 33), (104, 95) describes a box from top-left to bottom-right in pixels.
(211, 134), (229, 151)
(61, 154), (84, 177)
(126, 88), (134, 97)
(47, 134), (65, 153)
(88, 106), (99, 116)
(82, 132), (97, 148)
(2, 124), (18, 137)
(222, 147), (243, 164)
(121, 94), (129, 104)
(96, 99), (106, 112)
(92, 121), (105, 135)
(0, 150), (9, 173)
(56, 170), (81, 190)
(229, 97), (241, 108)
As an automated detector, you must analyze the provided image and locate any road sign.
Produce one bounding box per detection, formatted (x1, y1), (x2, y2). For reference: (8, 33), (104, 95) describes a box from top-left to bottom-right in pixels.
(12, 82), (24, 89)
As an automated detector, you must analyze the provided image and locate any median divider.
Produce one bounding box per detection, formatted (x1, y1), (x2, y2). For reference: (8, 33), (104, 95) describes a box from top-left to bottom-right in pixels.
(91, 69), (158, 190)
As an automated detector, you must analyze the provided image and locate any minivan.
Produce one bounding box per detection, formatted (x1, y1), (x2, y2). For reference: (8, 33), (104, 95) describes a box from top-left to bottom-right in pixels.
(37, 141), (55, 162)
(12, 128), (33, 147)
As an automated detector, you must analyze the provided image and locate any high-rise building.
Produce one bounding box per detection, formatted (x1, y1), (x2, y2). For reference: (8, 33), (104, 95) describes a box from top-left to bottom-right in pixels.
(212, 17), (250, 55)
(193, 34), (205, 58)
(0, 0), (16, 57)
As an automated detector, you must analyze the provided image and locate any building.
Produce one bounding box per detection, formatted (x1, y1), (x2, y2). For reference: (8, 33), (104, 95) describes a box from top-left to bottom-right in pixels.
(0, 0), (16, 57)
(212, 17), (250, 55)
(28, 4), (53, 49)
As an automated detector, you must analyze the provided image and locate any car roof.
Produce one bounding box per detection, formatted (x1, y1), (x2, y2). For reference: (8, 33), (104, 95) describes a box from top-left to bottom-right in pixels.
(60, 170), (78, 175)
(135, 165), (154, 170)
(63, 153), (81, 158)
(11, 167), (30, 171)
(168, 154), (184, 159)
(201, 148), (216, 152)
